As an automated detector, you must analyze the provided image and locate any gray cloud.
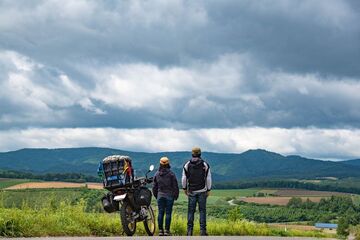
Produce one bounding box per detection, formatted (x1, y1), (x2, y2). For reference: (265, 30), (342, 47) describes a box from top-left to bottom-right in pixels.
(0, 0), (359, 75)
(1, 127), (360, 159)
(0, 0), (360, 155)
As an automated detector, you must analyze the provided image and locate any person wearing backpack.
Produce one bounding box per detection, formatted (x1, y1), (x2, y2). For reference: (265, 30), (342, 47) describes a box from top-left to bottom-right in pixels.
(152, 157), (179, 236)
(182, 147), (212, 236)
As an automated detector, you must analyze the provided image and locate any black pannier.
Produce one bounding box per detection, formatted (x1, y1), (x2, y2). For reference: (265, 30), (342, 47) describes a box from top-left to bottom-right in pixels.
(134, 187), (152, 207)
(100, 155), (134, 191)
(101, 192), (119, 213)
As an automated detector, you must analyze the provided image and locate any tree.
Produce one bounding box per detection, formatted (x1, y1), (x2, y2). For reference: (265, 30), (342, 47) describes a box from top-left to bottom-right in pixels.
(227, 206), (244, 222)
(337, 217), (350, 237)
(287, 197), (302, 208)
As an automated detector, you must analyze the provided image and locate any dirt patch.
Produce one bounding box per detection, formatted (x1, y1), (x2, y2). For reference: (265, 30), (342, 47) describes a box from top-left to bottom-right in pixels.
(85, 182), (103, 189)
(274, 189), (348, 197)
(5, 182), (86, 189)
(241, 196), (327, 206)
(5, 181), (104, 190)
(269, 223), (316, 231)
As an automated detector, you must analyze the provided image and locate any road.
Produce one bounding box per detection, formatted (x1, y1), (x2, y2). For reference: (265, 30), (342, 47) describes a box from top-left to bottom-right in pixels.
(6, 236), (336, 240)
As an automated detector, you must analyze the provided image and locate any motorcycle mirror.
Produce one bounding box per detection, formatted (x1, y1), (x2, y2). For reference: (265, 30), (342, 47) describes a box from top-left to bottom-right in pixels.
(149, 165), (154, 172)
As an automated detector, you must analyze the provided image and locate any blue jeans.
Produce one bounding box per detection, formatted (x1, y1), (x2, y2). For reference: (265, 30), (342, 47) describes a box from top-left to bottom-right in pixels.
(187, 191), (207, 231)
(157, 196), (174, 231)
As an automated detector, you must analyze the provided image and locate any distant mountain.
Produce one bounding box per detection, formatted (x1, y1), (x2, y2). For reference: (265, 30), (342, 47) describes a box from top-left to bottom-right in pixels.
(0, 148), (360, 182)
(342, 159), (360, 167)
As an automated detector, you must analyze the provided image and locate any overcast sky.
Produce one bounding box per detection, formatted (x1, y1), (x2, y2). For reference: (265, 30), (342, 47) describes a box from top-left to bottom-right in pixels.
(0, 0), (359, 159)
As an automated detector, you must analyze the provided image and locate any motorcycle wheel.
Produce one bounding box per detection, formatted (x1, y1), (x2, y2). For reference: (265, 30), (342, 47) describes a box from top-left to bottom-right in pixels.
(120, 201), (137, 236)
(143, 205), (156, 236)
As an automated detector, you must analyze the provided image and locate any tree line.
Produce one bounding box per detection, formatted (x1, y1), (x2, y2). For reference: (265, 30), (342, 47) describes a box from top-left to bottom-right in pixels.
(214, 179), (360, 194)
(0, 169), (100, 183)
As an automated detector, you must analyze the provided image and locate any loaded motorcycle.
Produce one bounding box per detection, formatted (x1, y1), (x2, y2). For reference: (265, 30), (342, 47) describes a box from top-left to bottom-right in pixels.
(99, 155), (156, 236)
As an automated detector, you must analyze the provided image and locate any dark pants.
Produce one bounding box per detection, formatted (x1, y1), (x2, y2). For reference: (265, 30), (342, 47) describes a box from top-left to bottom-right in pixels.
(187, 191), (207, 232)
(157, 196), (174, 231)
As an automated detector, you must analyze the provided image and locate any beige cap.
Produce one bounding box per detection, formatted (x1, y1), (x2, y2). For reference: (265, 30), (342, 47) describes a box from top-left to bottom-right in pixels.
(192, 147), (201, 155)
(160, 156), (170, 165)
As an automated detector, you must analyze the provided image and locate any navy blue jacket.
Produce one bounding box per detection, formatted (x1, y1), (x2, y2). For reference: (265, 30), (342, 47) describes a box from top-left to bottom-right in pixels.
(152, 167), (179, 200)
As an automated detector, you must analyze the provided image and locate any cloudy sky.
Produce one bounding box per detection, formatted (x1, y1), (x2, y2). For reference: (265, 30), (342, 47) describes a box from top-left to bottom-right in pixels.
(0, 0), (359, 159)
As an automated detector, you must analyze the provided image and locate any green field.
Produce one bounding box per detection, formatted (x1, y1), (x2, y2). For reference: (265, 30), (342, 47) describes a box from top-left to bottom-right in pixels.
(175, 188), (259, 206)
(0, 187), (358, 237)
(0, 197), (332, 238)
(0, 178), (34, 189)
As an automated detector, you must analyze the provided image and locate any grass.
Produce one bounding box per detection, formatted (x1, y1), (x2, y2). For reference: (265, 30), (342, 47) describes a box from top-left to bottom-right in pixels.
(353, 195), (360, 206)
(0, 179), (35, 189)
(0, 200), (334, 238)
(0, 188), (106, 212)
(176, 188), (259, 205)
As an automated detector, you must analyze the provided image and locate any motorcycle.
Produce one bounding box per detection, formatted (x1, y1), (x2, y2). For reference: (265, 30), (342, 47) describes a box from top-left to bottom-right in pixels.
(102, 164), (156, 236)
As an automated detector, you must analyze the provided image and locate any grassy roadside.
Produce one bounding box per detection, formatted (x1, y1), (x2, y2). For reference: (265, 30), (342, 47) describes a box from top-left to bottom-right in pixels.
(0, 200), (334, 238)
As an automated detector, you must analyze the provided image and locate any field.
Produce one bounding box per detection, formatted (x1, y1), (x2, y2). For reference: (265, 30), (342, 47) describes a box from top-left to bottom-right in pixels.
(4, 181), (355, 207)
(0, 189), (334, 238)
(240, 196), (325, 206)
(5, 181), (102, 190)
(0, 183), (358, 237)
(239, 189), (351, 206)
(0, 178), (35, 189)
(273, 189), (349, 197)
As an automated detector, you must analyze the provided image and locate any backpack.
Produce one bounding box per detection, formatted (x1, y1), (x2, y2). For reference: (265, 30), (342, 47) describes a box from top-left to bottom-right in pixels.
(100, 155), (134, 191)
(185, 158), (209, 191)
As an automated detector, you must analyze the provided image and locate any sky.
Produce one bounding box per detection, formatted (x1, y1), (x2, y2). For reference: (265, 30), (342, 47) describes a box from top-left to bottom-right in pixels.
(0, 0), (360, 159)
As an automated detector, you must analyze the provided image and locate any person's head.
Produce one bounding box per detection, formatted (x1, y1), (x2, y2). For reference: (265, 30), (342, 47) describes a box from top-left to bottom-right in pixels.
(159, 156), (170, 168)
(192, 147), (201, 157)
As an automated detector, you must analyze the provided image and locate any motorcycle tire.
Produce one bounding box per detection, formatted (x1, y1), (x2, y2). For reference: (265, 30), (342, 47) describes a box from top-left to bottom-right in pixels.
(120, 201), (137, 236)
(143, 205), (156, 236)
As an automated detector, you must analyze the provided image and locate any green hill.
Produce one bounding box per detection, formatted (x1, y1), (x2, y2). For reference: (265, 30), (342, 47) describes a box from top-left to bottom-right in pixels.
(343, 159), (360, 167)
(0, 148), (359, 182)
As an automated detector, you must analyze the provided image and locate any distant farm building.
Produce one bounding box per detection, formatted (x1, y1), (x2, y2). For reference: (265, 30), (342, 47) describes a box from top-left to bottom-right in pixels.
(315, 223), (338, 230)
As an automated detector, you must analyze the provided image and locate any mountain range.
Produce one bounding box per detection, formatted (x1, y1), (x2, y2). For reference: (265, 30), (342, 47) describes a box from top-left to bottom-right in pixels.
(0, 147), (360, 182)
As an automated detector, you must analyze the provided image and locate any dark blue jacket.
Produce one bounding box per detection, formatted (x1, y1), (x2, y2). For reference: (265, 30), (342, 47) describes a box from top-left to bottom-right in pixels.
(152, 167), (179, 200)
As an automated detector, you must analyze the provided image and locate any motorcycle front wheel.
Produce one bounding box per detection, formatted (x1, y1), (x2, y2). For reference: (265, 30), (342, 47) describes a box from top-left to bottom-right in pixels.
(143, 205), (156, 236)
(120, 201), (136, 236)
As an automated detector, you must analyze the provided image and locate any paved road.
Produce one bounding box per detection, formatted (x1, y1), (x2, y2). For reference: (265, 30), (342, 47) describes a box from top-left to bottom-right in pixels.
(6, 236), (336, 240)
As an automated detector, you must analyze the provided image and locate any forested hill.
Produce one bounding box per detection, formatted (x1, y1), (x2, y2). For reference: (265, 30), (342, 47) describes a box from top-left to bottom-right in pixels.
(0, 147), (360, 181)
(342, 159), (360, 167)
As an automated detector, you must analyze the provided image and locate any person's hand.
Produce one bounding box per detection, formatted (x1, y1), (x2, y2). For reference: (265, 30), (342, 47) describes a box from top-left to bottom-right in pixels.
(184, 190), (188, 196)
(206, 191), (211, 197)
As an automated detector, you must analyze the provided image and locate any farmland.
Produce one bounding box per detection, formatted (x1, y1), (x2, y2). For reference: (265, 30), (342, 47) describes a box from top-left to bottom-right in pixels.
(4, 181), (102, 190)
(239, 189), (351, 206)
(0, 187), (336, 238)
(240, 196), (325, 206)
(0, 178), (35, 189)
(0, 182), (359, 237)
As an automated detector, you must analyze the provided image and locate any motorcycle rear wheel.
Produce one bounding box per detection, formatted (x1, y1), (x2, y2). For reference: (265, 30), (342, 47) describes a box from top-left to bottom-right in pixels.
(120, 201), (136, 236)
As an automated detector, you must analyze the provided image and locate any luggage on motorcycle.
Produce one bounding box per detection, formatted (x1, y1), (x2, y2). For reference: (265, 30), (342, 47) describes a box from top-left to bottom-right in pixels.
(134, 187), (152, 206)
(101, 155), (134, 190)
(101, 192), (119, 213)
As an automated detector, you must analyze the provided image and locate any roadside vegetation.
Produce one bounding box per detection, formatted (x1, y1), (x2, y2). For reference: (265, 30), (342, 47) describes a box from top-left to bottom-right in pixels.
(0, 197), (332, 238)
(1, 182), (359, 237)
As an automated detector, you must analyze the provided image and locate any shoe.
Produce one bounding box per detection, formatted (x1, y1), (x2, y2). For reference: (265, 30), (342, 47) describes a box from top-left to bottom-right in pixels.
(200, 230), (208, 236)
(187, 229), (193, 236)
(164, 230), (171, 236)
(159, 229), (164, 236)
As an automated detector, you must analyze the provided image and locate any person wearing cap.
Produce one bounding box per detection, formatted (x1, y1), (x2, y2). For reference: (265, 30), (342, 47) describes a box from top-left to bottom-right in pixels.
(152, 157), (179, 236)
(182, 147), (212, 236)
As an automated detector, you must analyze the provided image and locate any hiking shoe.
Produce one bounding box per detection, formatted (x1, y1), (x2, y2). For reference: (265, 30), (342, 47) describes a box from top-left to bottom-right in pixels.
(164, 230), (171, 236)
(200, 230), (208, 236)
(187, 229), (193, 236)
(159, 229), (164, 236)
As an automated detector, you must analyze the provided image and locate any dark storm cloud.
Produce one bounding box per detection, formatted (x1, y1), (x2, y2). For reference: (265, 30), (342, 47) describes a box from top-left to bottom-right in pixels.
(0, 0), (360, 130)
